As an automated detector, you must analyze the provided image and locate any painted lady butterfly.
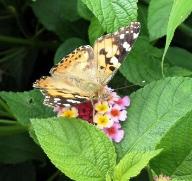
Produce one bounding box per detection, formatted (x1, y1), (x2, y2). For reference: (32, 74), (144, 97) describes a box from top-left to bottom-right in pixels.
(33, 22), (140, 107)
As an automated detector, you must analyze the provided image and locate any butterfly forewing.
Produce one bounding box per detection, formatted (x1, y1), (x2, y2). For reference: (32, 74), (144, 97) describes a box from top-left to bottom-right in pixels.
(94, 22), (140, 84)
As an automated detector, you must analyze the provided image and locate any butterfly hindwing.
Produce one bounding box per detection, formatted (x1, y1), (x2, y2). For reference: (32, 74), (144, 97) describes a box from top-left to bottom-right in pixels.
(41, 90), (88, 107)
(94, 22), (140, 84)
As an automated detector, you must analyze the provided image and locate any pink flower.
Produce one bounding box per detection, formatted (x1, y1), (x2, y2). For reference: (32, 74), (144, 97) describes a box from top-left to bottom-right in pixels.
(108, 105), (127, 122)
(103, 123), (124, 142)
(53, 105), (63, 113)
(115, 96), (130, 109)
(108, 91), (120, 105)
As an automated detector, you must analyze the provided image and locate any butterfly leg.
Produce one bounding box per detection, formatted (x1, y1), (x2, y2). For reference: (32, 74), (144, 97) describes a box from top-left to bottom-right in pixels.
(90, 99), (95, 123)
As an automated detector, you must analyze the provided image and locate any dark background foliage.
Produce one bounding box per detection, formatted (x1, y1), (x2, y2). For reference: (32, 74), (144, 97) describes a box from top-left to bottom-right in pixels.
(0, 0), (191, 180)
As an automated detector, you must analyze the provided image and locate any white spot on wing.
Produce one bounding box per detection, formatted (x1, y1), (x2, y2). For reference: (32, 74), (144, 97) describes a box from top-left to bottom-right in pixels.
(110, 57), (119, 65)
(54, 98), (61, 101)
(123, 42), (131, 51)
(67, 99), (81, 103)
(84, 45), (90, 48)
(133, 32), (139, 39)
(75, 95), (84, 98)
(63, 103), (70, 107)
(75, 95), (86, 99)
(120, 34), (125, 39)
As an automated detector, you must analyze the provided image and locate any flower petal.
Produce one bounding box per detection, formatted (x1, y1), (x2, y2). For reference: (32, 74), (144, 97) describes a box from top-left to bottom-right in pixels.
(119, 110), (127, 121)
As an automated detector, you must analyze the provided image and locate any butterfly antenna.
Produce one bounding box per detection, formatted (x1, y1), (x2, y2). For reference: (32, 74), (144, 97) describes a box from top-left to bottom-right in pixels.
(113, 84), (137, 91)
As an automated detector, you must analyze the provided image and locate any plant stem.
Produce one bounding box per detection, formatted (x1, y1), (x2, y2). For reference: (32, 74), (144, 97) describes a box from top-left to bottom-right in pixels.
(0, 119), (17, 124)
(46, 171), (60, 181)
(0, 48), (17, 56)
(0, 125), (26, 136)
(0, 98), (15, 118)
(147, 165), (154, 181)
(179, 23), (192, 38)
(0, 35), (59, 49)
(0, 14), (13, 20)
(0, 111), (15, 120)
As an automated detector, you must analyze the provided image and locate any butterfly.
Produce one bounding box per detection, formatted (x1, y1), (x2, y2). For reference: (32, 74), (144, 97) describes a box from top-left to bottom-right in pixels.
(33, 22), (140, 107)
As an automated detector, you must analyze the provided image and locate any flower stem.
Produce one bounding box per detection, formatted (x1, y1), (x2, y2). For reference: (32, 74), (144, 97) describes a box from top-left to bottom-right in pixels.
(46, 171), (60, 181)
(147, 165), (154, 181)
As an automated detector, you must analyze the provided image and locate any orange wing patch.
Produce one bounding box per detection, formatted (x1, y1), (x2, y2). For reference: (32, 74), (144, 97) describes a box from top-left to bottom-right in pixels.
(50, 45), (95, 75)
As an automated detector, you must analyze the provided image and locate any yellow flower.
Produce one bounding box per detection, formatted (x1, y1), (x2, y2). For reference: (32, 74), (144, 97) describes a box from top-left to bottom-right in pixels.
(94, 114), (113, 129)
(59, 107), (78, 118)
(94, 101), (110, 114)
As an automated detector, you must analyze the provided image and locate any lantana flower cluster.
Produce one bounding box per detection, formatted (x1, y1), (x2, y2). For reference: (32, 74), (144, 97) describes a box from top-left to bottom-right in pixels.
(54, 86), (130, 142)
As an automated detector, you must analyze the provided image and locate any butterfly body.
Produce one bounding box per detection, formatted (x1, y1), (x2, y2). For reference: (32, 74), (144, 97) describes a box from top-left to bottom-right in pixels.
(33, 22), (140, 107)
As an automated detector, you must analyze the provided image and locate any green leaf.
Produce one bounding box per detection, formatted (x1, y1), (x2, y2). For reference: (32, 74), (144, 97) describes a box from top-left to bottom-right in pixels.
(0, 133), (45, 164)
(77, 0), (93, 20)
(137, 3), (148, 36)
(31, 0), (80, 37)
(162, 0), (192, 73)
(88, 17), (104, 44)
(31, 118), (116, 181)
(0, 90), (54, 126)
(148, 0), (174, 41)
(151, 111), (192, 180)
(81, 0), (138, 32)
(165, 66), (192, 77)
(0, 47), (38, 90)
(114, 150), (161, 181)
(120, 38), (192, 85)
(54, 38), (86, 64)
(166, 47), (192, 70)
(119, 37), (192, 85)
(120, 37), (163, 86)
(32, 0), (80, 22)
(116, 77), (192, 159)
(106, 173), (112, 181)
